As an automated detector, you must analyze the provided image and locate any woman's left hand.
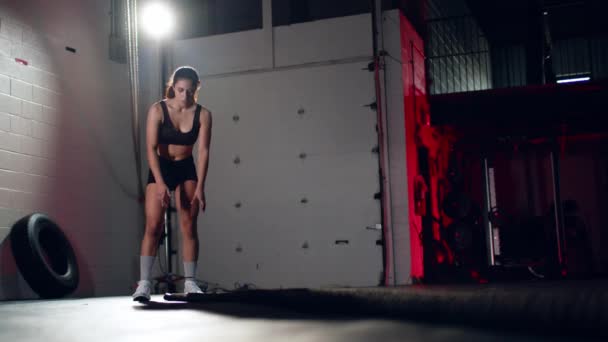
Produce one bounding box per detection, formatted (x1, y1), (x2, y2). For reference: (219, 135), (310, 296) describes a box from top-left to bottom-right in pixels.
(191, 188), (206, 212)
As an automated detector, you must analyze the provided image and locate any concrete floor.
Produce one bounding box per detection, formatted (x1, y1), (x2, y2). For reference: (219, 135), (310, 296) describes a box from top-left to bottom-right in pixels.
(0, 295), (594, 342)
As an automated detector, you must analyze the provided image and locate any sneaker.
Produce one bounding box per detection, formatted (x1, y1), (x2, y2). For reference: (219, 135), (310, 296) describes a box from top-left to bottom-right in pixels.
(184, 279), (204, 294)
(132, 280), (152, 302)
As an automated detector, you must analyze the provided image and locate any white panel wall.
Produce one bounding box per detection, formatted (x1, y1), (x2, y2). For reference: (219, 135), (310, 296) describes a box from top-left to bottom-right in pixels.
(273, 14), (372, 67)
(170, 29), (273, 76)
(162, 13), (387, 289)
(172, 13), (373, 77)
(194, 63), (382, 288)
(0, 1), (142, 299)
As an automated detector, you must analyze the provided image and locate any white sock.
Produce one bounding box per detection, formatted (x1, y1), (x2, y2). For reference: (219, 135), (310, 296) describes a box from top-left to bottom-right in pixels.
(140, 256), (155, 281)
(184, 261), (197, 280)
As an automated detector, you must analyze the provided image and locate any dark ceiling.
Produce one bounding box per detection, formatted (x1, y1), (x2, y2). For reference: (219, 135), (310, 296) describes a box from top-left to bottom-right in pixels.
(464, 0), (608, 44)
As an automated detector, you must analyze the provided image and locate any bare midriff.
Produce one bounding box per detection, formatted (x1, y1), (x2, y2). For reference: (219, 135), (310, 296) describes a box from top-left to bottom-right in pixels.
(157, 144), (194, 161)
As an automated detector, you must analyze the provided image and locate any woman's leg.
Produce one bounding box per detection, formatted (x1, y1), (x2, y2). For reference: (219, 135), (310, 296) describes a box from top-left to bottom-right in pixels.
(133, 183), (166, 301)
(175, 180), (203, 293)
(175, 180), (199, 262)
(140, 183), (166, 257)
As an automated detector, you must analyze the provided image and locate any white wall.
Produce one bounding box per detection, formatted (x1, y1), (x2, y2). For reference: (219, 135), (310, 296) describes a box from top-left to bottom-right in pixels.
(190, 63), (382, 289)
(0, 7), (55, 245)
(139, 10), (390, 290)
(170, 13), (373, 77)
(0, 0), (142, 299)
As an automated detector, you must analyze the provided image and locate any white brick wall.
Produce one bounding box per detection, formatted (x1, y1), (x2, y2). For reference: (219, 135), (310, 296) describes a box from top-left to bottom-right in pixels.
(0, 57), (18, 78)
(0, 189), (10, 207)
(1, 1), (141, 300)
(32, 120), (54, 140)
(10, 79), (32, 101)
(0, 21), (60, 158)
(11, 115), (32, 136)
(0, 37), (11, 57)
(0, 19), (23, 42)
(0, 131), (19, 152)
(0, 7), (63, 279)
(0, 149), (8, 167)
(0, 25), (60, 255)
(21, 100), (42, 120)
(40, 105), (58, 125)
(22, 28), (45, 50)
(32, 86), (57, 107)
(0, 112), (9, 130)
(0, 74), (9, 93)
(0, 93), (21, 114)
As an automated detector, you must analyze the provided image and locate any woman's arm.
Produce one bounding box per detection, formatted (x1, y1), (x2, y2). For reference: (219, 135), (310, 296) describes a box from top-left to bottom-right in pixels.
(146, 103), (165, 188)
(196, 109), (212, 191)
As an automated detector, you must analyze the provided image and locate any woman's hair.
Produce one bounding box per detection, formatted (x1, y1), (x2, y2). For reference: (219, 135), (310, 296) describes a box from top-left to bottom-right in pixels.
(164, 66), (201, 105)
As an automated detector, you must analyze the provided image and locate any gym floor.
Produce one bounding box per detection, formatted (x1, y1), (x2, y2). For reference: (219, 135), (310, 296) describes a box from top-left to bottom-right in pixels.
(1, 280), (605, 341)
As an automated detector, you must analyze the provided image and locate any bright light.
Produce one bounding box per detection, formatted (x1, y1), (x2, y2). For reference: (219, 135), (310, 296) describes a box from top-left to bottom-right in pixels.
(141, 2), (174, 38)
(557, 76), (591, 84)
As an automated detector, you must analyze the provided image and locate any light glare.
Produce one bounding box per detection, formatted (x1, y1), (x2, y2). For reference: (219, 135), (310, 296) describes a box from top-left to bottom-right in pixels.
(141, 2), (174, 38)
(557, 77), (590, 84)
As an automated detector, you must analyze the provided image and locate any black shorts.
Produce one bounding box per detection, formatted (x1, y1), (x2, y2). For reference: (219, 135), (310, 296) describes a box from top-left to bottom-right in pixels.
(147, 155), (198, 191)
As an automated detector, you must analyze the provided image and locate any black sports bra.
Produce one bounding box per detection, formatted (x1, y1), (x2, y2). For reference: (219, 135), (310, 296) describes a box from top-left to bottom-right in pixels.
(158, 101), (201, 146)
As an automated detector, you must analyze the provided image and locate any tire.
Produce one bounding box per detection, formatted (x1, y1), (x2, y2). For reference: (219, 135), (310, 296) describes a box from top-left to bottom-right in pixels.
(9, 213), (79, 298)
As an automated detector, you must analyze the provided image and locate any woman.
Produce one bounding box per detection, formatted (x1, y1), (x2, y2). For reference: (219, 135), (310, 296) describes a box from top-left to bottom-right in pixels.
(133, 66), (212, 302)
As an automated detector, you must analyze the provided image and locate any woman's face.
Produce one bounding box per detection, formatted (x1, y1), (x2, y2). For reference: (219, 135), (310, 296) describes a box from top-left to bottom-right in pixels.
(172, 78), (195, 103)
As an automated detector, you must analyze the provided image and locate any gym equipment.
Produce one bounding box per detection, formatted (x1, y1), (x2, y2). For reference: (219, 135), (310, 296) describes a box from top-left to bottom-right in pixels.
(9, 213), (79, 298)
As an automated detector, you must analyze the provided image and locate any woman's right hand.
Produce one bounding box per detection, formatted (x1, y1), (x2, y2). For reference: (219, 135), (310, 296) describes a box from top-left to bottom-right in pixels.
(156, 183), (170, 207)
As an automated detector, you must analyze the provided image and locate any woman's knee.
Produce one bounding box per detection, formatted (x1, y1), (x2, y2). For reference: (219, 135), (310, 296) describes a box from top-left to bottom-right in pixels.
(144, 221), (163, 239)
(180, 219), (197, 239)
